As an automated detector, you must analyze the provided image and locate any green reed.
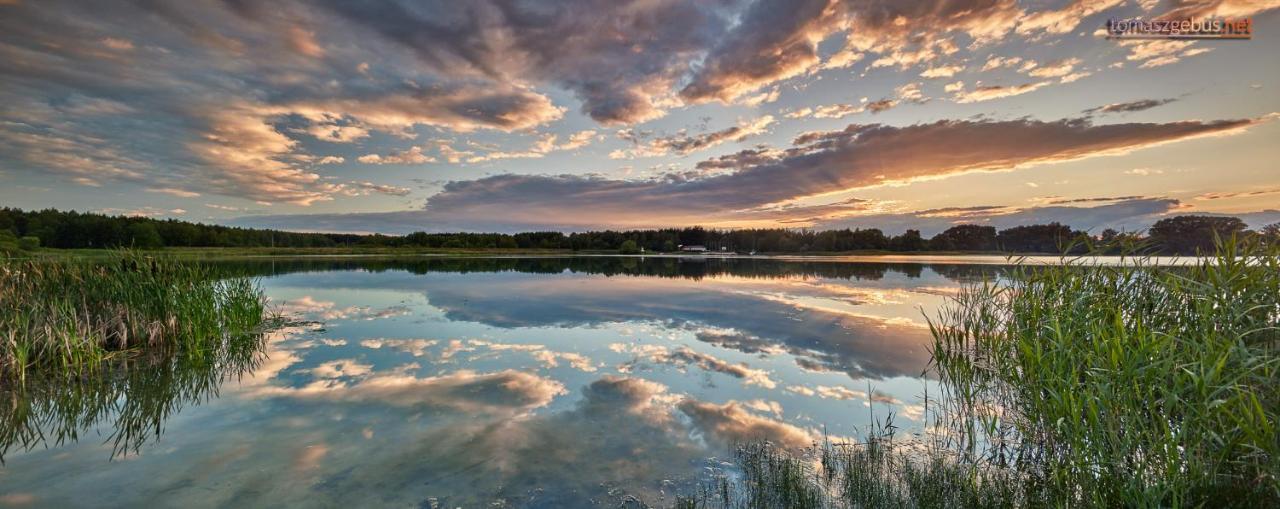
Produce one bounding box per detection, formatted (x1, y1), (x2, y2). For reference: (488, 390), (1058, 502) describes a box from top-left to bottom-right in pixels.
(677, 239), (1277, 508)
(0, 251), (271, 381)
(930, 237), (1279, 505)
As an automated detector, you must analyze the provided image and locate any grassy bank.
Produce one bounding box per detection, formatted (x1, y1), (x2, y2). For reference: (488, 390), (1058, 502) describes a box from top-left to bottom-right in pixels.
(679, 240), (1279, 507)
(0, 252), (271, 381)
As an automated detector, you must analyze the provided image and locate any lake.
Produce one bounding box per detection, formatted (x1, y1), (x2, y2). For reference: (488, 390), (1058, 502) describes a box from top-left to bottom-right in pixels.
(0, 257), (1005, 507)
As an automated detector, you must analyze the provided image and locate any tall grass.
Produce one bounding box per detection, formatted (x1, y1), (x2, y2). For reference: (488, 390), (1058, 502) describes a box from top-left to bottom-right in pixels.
(931, 237), (1279, 505)
(0, 251), (270, 382)
(677, 240), (1278, 507)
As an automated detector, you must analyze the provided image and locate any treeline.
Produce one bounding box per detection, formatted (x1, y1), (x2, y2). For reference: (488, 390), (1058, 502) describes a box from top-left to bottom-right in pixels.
(2, 207), (1276, 255)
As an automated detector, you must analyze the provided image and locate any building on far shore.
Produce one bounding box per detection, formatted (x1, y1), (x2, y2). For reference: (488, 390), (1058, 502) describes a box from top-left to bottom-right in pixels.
(678, 245), (707, 252)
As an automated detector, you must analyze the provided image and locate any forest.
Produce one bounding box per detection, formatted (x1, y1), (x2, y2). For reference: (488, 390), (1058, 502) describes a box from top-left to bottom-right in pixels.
(1, 207), (1275, 255)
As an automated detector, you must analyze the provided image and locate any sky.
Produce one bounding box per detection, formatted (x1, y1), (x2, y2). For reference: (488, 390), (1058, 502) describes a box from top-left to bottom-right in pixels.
(1, 0), (1278, 236)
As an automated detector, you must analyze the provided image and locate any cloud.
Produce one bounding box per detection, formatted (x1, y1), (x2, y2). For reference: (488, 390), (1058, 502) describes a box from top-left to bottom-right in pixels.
(357, 146), (435, 165)
(920, 64), (964, 78)
(369, 272), (943, 380)
(1027, 58), (1081, 78)
(252, 369), (567, 415)
(1159, 0), (1280, 18)
(237, 115), (1267, 232)
(610, 116), (775, 158)
(679, 0), (840, 103)
(1194, 187), (1280, 201)
(617, 344), (776, 388)
(314, 0), (731, 124)
(980, 55), (1023, 71)
(342, 181), (412, 197)
(865, 99), (897, 113)
(1122, 40), (1214, 68)
(147, 187), (201, 198)
(0, 1), (571, 206)
(273, 296), (411, 321)
(682, 0), (1032, 103)
(952, 82), (1051, 103)
(359, 338), (439, 357)
(283, 85), (564, 135)
(8, 0), (1272, 216)
(1085, 98), (1178, 114)
(678, 399), (815, 451)
(1016, 0), (1125, 36)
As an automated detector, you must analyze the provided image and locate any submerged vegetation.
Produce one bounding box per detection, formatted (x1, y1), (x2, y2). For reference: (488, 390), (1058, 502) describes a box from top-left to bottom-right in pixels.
(678, 240), (1279, 508)
(0, 252), (271, 381)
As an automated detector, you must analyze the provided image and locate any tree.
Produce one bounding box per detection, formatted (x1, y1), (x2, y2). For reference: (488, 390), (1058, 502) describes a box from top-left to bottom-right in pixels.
(890, 229), (927, 251)
(930, 225), (998, 251)
(1261, 223), (1280, 245)
(619, 239), (640, 254)
(127, 222), (164, 249)
(662, 240), (676, 252)
(1148, 215), (1246, 254)
(997, 223), (1077, 253)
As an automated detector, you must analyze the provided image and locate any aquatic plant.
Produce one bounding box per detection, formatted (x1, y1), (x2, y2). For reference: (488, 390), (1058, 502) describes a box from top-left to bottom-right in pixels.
(676, 239), (1279, 507)
(931, 237), (1279, 505)
(0, 251), (271, 381)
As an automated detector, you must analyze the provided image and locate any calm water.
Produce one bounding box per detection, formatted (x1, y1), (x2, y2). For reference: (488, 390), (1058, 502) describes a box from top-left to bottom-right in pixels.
(0, 257), (1003, 507)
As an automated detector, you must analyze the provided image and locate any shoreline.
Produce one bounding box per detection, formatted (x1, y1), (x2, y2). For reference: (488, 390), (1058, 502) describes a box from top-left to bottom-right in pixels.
(9, 247), (1208, 266)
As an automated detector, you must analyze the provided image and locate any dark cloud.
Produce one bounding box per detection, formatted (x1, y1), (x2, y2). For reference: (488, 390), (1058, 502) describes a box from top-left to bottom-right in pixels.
(612, 116), (775, 158)
(7, 0), (1276, 218)
(682, 0), (1025, 102)
(0, 0), (568, 205)
(1085, 98), (1178, 114)
(237, 114), (1265, 230)
(865, 99), (897, 113)
(680, 0), (838, 102)
(313, 0), (735, 124)
(1045, 195), (1148, 205)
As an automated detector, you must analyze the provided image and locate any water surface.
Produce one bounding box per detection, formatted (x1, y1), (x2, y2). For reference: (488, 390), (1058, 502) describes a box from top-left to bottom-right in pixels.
(0, 257), (1003, 507)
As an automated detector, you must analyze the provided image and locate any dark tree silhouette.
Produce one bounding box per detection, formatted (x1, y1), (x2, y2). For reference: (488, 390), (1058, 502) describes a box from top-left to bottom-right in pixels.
(1148, 215), (1247, 254)
(0, 207), (1262, 255)
(930, 225), (998, 251)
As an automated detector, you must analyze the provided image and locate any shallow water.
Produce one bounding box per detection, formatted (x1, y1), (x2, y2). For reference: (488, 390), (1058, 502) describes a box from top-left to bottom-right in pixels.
(0, 257), (1003, 507)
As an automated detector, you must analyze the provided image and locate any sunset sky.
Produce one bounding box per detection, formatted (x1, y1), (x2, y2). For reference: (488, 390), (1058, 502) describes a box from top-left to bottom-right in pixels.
(1, 0), (1277, 235)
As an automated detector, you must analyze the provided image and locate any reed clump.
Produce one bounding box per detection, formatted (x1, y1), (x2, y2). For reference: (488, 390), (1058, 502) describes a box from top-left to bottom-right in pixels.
(678, 239), (1278, 507)
(0, 252), (269, 381)
(932, 237), (1279, 505)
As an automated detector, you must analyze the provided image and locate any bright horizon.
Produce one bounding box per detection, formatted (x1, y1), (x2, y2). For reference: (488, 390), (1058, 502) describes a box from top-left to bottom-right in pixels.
(2, 0), (1278, 236)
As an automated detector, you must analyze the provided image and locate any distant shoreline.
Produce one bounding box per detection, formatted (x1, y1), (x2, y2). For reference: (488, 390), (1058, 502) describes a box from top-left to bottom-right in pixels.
(10, 246), (1206, 265)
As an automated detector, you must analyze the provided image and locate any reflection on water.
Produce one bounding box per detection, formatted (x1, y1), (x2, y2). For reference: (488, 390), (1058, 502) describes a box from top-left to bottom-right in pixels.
(0, 257), (1002, 507)
(0, 330), (268, 461)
